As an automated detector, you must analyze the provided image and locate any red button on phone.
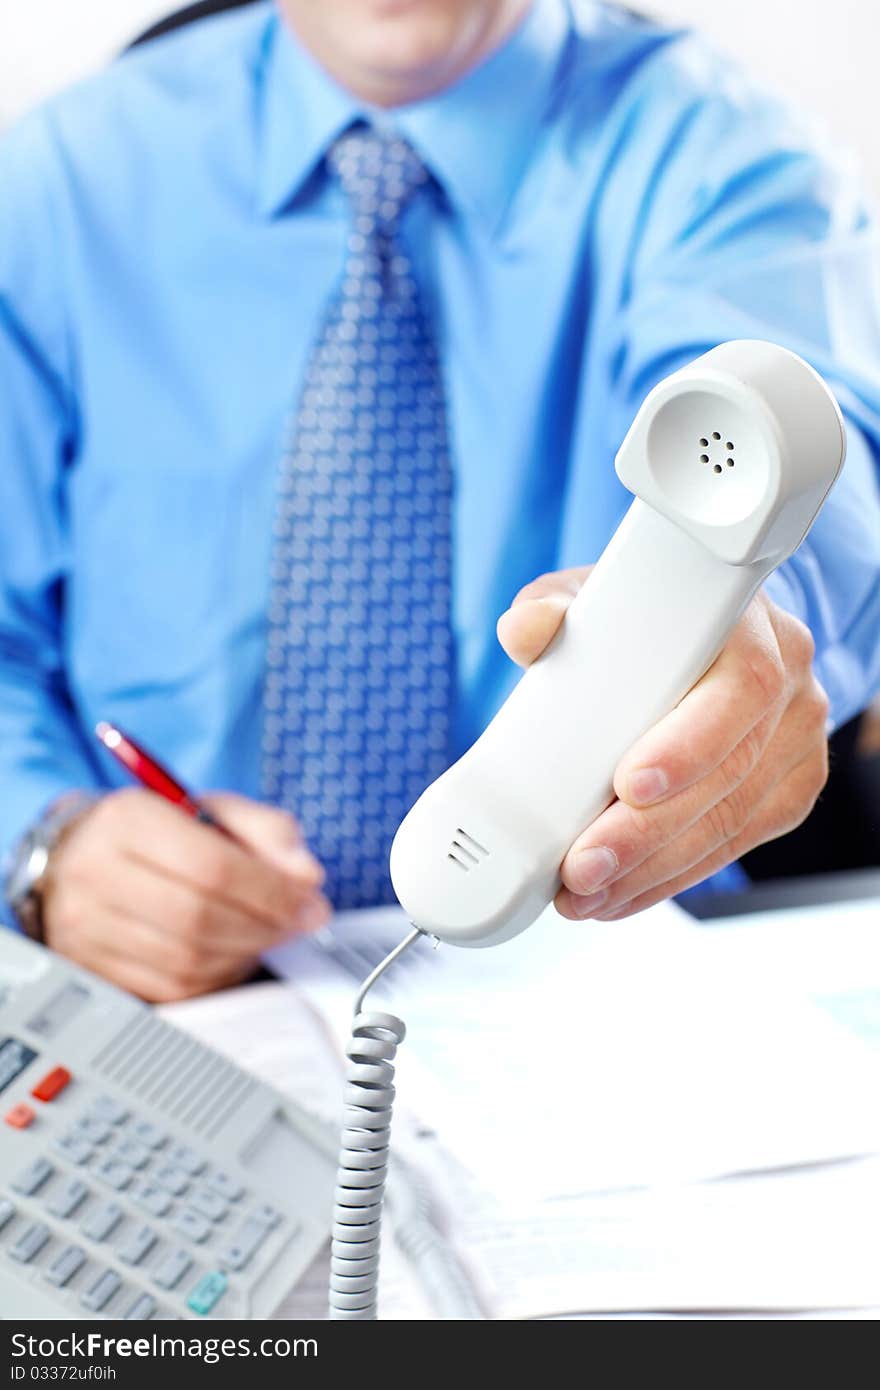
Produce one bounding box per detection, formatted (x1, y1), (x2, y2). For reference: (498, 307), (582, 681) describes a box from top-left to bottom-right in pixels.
(31, 1066), (72, 1102)
(4, 1103), (35, 1129)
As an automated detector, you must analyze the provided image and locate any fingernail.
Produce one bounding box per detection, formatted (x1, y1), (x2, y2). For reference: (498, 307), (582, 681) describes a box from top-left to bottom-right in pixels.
(573, 846), (618, 893)
(628, 767), (668, 805)
(572, 889), (610, 919)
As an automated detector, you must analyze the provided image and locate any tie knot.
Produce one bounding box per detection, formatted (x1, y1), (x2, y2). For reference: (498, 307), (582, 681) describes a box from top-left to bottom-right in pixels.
(328, 125), (429, 227)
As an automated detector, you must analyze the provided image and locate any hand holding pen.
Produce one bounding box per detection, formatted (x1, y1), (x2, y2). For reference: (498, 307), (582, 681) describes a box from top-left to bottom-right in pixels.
(37, 722), (330, 1003)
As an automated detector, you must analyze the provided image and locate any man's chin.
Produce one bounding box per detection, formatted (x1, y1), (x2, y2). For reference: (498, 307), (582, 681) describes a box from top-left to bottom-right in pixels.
(280, 0), (525, 106)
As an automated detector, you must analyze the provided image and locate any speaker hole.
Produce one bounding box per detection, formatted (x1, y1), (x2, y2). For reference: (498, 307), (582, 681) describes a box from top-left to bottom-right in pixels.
(713, 464), (722, 473)
(455, 828), (489, 857)
(727, 458), (735, 467)
(712, 432), (721, 440)
(699, 437), (709, 447)
(700, 453), (709, 463)
(451, 839), (479, 866)
(726, 441), (734, 450)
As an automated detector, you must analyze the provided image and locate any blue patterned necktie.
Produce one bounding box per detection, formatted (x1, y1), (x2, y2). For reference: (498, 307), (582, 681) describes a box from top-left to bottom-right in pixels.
(261, 125), (455, 910)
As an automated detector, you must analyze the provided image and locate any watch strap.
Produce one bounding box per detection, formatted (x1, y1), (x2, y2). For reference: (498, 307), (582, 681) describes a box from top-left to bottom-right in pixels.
(5, 792), (99, 942)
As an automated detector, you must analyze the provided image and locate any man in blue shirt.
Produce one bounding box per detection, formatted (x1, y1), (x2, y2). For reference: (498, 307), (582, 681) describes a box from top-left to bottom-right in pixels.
(1, 0), (879, 1001)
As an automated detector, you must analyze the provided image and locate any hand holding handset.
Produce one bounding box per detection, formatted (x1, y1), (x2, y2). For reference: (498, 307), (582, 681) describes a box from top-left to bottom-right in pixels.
(390, 340), (846, 946)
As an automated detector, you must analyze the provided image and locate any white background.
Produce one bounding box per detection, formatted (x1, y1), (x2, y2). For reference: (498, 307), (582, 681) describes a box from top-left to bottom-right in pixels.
(0, 1), (879, 195)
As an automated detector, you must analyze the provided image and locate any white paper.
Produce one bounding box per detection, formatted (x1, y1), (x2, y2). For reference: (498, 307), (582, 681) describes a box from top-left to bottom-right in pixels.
(167, 897), (880, 1318)
(268, 898), (880, 1200)
(460, 1158), (880, 1316)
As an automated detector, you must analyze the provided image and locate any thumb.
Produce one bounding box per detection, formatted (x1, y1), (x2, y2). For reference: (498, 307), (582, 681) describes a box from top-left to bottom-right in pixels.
(496, 566), (593, 669)
(200, 792), (324, 884)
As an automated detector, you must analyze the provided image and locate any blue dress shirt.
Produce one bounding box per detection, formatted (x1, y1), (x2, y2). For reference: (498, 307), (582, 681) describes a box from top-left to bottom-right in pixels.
(1, 0), (880, 910)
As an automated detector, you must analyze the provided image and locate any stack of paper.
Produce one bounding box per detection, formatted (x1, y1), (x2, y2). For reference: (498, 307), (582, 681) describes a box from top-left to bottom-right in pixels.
(269, 900), (880, 1197)
(455, 1158), (880, 1317)
(265, 896), (880, 1316)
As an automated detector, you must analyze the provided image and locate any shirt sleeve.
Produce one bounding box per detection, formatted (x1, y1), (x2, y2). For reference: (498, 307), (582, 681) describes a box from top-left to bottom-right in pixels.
(0, 111), (104, 902)
(602, 39), (880, 732)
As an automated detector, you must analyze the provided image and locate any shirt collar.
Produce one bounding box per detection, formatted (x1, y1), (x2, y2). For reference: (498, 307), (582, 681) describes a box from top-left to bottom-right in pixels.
(256, 0), (571, 234)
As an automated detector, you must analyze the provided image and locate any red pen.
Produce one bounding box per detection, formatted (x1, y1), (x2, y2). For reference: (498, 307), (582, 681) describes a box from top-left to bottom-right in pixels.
(95, 721), (240, 842)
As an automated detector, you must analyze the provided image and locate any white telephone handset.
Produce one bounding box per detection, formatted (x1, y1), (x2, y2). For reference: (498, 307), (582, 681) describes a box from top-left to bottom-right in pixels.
(330, 341), (846, 1319)
(390, 339), (845, 945)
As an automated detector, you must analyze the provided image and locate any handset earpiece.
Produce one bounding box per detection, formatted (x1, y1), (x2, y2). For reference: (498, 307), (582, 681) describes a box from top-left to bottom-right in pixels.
(389, 340), (845, 947)
(616, 338), (845, 564)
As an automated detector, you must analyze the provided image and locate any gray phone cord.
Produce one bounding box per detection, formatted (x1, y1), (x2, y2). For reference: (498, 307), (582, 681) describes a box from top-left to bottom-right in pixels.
(328, 926), (468, 1320)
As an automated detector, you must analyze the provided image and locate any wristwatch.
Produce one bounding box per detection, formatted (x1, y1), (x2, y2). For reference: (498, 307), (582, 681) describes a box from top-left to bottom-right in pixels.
(4, 793), (98, 941)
